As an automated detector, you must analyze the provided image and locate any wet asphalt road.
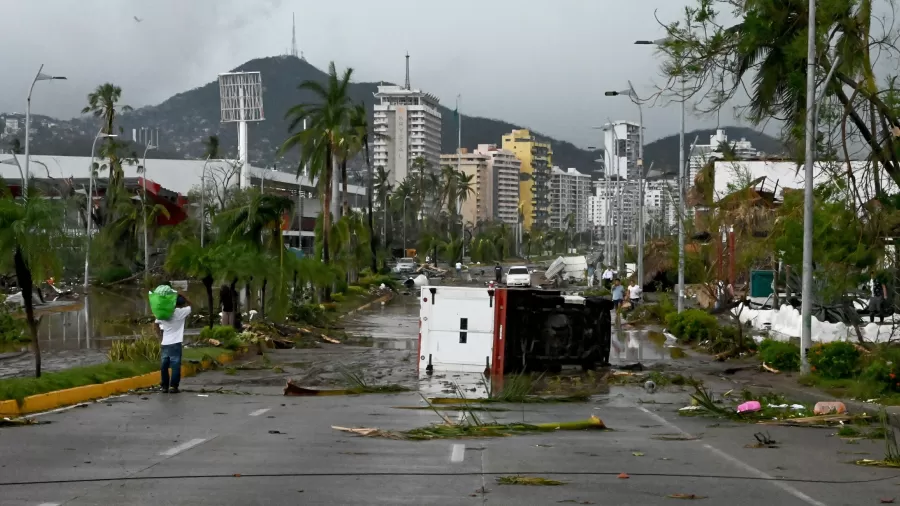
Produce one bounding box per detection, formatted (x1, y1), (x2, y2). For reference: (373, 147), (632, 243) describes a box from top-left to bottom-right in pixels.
(2, 388), (897, 505)
(2, 297), (898, 505)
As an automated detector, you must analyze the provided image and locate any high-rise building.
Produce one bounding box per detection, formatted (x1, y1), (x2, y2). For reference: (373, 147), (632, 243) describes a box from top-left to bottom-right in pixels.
(474, 144), (520, 226)
(603, 121), (641, 180)
(549, 167), (591, 233)
(372, 58), (442, 187)
(688, 128), (761, 186)
(501, 129), (552, 230)
(440, 150), (490, 226)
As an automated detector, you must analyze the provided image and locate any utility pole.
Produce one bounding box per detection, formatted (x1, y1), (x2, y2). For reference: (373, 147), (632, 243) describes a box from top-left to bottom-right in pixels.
(799, 0), (817, 374)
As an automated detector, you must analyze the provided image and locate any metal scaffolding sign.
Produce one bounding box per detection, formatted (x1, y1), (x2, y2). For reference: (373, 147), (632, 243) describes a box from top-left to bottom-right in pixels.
(218, 72), (265, 123)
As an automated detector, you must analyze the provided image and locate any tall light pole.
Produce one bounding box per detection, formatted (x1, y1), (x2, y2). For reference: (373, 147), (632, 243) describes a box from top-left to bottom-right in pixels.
(636, 36), (686, 312)
(799, 0), (817, 374)
(604, 83), (645, 285)
(25, 65), (66, 201)
(84, 131), (117, 290)
(141, 142), (156, 284)
(403, 195), (411, 252)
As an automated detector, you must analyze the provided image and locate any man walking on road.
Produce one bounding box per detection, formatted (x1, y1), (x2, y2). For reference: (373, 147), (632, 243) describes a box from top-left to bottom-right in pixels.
(156, 293), (192, 393)
(611, 278), (624, 311)
(494, 263), (503, 284)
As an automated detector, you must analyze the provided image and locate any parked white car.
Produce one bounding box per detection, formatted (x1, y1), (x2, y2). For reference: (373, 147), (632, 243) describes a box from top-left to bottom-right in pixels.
(505, 266), (531, 287)
(393, 257), (417, 274)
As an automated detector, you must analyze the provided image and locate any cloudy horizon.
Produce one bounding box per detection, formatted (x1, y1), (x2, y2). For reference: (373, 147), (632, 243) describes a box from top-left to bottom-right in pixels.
(3, 0), (777, 149)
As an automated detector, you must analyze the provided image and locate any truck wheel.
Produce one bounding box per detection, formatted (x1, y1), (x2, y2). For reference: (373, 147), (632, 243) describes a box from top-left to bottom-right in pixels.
(581, 361), (596, 372)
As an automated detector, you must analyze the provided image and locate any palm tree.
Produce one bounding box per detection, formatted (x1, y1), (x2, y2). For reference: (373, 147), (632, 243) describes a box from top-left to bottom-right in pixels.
(82, 83), (132, 227)
(202, 135), (220, 159)
(0, 193), (63, 377)
(348, 103), (377, 272)
(8, 138), (22, 155)
(281, 62), (354, 263)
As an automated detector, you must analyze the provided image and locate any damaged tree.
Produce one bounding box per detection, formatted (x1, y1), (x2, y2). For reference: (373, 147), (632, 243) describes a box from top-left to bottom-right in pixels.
(0, 192), (64, 377)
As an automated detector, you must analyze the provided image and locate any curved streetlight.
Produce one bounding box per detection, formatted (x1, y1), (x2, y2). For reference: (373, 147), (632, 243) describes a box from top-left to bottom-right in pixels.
(605, 81), (645, 286)
(83, 130), (117, 290)
(25, 64), (66, 200)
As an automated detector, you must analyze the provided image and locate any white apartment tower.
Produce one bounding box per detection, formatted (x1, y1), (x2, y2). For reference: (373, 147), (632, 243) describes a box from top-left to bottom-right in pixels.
(372, 55), (442, 186)
(688, 128), (761, 186)
(474, 144), (520, 226)
(549, 167), (591, 232)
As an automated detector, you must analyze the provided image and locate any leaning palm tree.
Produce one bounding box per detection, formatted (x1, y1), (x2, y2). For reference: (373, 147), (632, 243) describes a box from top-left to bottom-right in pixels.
(0, 190), (64, 377)
(202, 135), (220, 159)
(82, 83), (132, 227)
(281, 62), (354, 263)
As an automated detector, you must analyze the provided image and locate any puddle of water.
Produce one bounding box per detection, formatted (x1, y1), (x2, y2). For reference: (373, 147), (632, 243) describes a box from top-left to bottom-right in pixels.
(13, 284), (210, 352)
(372, 338), (417, 350)
(342, 294), (419, 342)
(610, 328), (673, 364)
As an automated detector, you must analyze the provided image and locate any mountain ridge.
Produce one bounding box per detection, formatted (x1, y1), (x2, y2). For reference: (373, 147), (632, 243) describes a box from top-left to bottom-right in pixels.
(1, 56), (784, 179)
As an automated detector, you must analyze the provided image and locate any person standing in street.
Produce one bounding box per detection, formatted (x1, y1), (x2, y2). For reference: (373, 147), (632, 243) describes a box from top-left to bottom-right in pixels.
(220, 284), (235, 327)
(628, 279), (643, 309)
(869, 272), (888, 324)
(611, 278), (625, 311)
(494, 263), (503, 284)
(602, 267), (614, 289)
(156, 293), (192, 393)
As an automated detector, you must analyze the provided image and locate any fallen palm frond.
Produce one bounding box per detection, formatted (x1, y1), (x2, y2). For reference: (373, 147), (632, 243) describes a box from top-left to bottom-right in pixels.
(496, 476), (565, 486)
(652, 433), (699, 441)
(331, 415), (607, 441)
(428, 393), (591, 404)
(758, 413), (872, 427)
(858, 408), (900, 467)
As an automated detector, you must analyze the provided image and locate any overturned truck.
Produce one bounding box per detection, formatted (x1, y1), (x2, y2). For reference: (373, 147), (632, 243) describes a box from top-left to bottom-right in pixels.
(417, 286), (612, 387)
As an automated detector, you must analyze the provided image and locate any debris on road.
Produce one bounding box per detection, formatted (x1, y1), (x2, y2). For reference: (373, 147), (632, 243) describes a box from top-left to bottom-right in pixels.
(496, 476), (565, 486)
(737, 401), (762, 413)
(331, 415), (607, 440)
(814, 401), (847, 415)
(667, 493), (707, 500)
(761, 362), (780, 374)
(617, 473), (630, 479)
(746, 431), (778, 448)
(0, 416), (48, 427)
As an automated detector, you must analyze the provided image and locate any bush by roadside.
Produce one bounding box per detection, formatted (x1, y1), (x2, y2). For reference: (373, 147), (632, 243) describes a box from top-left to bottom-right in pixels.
(628, 294), (676, 324)
(666, 309), (719, 342)
(0, 297), (25, 344)
(758, 339), (801, 371)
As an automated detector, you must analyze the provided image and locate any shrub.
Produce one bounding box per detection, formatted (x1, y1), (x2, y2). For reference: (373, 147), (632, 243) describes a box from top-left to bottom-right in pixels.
(347, 285), (366, 295)
(107, 336), (161, 363)
(758, 339), (800, 371)
(331, 292), (346, 303)
(0, 302), (25, 344)
(859, 346), (900, 392)
(808, 341), (861, 379)
(358, 274), (399, 290)
(665, 309), (719, 342)
(289, 303), (326, 326)
(628, 296), (676, 324)
(199, 325), (239, 349)
(583, 288), (610, 297)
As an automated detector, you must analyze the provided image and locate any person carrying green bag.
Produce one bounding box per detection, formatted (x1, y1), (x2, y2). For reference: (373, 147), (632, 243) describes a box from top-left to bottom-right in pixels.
(152, 285), (193, 393)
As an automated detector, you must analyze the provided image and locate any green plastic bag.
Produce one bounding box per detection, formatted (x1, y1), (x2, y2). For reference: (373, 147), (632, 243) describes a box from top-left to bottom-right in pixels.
(149, 285), (177, 320)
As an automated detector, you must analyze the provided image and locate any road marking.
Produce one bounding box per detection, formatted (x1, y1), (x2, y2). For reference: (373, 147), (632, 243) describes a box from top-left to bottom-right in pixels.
(450, 444), (465, 463)
(637, 407), (828, 506)
(37, 503), (60, 506)
(159, 438), (209, 457)
(249, 408), (270, 417)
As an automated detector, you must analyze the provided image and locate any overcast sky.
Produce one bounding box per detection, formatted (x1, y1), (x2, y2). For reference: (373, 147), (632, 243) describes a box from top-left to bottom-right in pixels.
(4, 0), (759, 147)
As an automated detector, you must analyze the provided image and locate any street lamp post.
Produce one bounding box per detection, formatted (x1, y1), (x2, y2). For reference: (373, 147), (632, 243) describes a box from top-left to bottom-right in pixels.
(84, 130), (117, 290)
(141, 142), (156, 284)
(403, 195), (411, 252)
(799, 0), (817, 374)
(636, 37), (686, 312)
(25, 65), (66, 201)
(604, 83), (645, 285)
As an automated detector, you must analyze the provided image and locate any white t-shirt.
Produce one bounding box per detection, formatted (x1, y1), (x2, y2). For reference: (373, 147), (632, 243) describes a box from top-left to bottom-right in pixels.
(628, 285), (642, 299)
(602, 269), (614, 280)
(156, 307), (192, 345)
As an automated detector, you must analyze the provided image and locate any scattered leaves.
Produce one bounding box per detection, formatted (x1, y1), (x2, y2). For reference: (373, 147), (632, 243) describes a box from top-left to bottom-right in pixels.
(496, 476), (565, 486)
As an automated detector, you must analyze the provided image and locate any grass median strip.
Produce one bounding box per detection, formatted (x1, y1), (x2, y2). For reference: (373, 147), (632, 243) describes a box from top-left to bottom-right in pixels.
(0, 361), (158, 403)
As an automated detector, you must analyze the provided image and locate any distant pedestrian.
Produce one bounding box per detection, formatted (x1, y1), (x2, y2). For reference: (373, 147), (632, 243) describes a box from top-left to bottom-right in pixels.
(869, 272), (888, 324)
(628, 279), (642, 308)
(587, 266), (595, 287)
(455, 261), (462, 277)
(220, 284), (235, 327)
(611, 278), (625, 310)
(602, 267), (614, 289)
(156, 293), (193, 393)
(494, 263), (503, 283)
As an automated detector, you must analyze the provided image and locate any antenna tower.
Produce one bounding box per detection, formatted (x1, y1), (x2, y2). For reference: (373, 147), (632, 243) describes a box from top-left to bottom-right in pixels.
(291, 13), (299, 58)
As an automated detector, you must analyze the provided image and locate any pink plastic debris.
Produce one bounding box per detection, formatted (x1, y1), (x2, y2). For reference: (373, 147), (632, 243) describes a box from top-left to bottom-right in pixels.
(813, 401), (846, 415)
(737, 401), (762, 413)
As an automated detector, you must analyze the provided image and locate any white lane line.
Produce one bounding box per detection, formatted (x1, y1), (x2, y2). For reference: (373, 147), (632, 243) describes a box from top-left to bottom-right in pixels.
(37, 503), (61, 506)
(637, 407), (828, 506)
(450, 443), (466, 463)
(159, 438), (210, 457)
(249, 408), (271, 417)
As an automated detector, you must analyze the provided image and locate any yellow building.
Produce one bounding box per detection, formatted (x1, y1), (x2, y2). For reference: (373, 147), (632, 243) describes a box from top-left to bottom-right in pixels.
(501, 129), (552, 230)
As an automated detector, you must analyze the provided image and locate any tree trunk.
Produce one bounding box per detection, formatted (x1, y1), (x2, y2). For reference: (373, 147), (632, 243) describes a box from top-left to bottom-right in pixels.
(322, 146), (333, 264)
(14, 247), (40, 378)
(202, 275), (214, 329)
(365, 137), (377, 273)
(261, 278), (268, 318)
(341, 156), (349, 217)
